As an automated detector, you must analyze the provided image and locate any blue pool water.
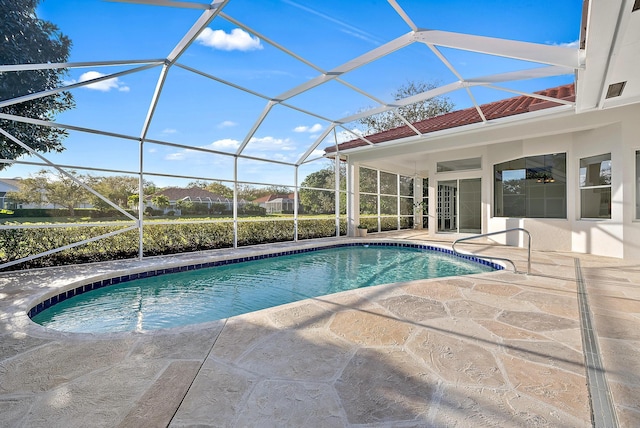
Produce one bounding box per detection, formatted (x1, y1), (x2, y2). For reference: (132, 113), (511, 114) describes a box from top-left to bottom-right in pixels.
(32, 245), (495, 333)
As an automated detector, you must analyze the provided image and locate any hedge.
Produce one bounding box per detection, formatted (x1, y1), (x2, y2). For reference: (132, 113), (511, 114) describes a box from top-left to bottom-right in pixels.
(6, 208), (139, 219)
(0, 218), (346, 270)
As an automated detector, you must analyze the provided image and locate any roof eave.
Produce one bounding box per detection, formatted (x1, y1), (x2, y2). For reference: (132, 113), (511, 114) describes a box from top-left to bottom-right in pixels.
(330, 104), (576, 156)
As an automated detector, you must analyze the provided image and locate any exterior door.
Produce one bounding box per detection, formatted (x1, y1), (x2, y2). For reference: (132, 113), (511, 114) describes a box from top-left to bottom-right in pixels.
(437, 178), (481, 233)
(437, 180), (457, 232)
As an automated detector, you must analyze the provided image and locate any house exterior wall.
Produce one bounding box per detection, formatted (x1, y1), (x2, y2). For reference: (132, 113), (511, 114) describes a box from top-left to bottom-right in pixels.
(347, 102), (640, 259)
(471, 105), (636, 258)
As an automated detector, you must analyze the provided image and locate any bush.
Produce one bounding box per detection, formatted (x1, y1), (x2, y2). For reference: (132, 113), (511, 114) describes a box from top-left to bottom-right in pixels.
(298, 218), (347, 239)
(10, 208), (71, 218)
(0, 218), (348, 270)
(237, 220), (293, 246)
(7, 208), (136, 219)
(238, 204), (266, 216)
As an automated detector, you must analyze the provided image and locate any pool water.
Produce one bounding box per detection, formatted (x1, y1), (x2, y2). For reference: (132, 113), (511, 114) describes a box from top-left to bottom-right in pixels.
(32, 246), (494, 333)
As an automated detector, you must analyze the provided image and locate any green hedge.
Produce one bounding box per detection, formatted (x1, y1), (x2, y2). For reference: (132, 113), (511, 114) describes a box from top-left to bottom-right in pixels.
(298, 218), (347, 239)
(358, 216), (413, 232)
(0, 219), (350, 270)
(8, 208), (137, 219)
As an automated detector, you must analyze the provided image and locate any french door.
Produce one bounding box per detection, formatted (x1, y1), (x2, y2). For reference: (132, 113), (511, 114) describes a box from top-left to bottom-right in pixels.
(437, 178), (481, 233)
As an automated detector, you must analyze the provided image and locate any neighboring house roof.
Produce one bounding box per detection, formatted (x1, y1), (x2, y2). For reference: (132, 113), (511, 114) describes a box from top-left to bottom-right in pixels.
(0, 178), (22, 192)
(327, 83), (576, 153)
(148, 187), (230, 202)
(253, 193), (295, 203)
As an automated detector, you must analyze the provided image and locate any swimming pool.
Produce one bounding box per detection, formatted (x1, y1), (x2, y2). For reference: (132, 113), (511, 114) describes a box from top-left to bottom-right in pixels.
(30, 243), (499, 333)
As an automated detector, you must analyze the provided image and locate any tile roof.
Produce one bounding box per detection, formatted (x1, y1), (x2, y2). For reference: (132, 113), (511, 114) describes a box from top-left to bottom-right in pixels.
(0, 178), (23, 190)
(253, 193), (295, 203)
(326, 84), (575, 153)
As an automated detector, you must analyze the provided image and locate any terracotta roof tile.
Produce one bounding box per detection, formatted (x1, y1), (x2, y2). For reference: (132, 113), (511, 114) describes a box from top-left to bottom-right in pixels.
(254, 193), (295, 203)
(327, 83), (575, 153)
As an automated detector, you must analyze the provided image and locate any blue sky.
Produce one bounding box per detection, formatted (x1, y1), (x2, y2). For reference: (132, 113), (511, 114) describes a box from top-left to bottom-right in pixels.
(4, 0), (583, 188)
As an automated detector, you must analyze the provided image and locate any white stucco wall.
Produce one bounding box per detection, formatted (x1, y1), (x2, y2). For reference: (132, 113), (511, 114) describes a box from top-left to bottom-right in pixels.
(346, 102), (640, 259)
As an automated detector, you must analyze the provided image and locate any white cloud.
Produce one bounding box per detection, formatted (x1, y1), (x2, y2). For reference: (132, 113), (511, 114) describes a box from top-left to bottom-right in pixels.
(196, 28), (263, 51)
(218, 120), (237, 129)
(308, 149), (326, 159)
(165, 138), (240, 161)
(210, 138), (241, 150)
(165, 136), (298, 162)
(76, 71), (130, 92)
(161, 128), (177, 134)
(248, 136), (295, 151)
(293, 123), (323, 133)
(165, 150), (191, 161)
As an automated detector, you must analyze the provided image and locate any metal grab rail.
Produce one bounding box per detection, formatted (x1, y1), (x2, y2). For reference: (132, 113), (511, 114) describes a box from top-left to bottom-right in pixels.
(452, 228), (532, 274)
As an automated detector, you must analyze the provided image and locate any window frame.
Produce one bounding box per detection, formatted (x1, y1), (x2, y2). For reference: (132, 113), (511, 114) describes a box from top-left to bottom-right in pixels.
(579, 153), (611, 220)
(493, 153), (567, 219)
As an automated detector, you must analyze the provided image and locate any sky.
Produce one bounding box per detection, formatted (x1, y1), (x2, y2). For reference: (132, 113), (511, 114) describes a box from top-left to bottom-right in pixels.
(2, 0), (583, 188)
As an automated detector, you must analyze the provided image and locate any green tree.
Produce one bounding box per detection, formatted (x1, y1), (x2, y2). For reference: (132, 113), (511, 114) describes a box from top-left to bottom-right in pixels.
(0, 0), (74, 168)
(358, 80), (454, 134)
(175, 199), (194, 213)
(300, 163), (346, 214)
(128, 194), (140, 210)
(5, 174), (49, 207)
(46, 174), (90, 216)
(7, 169), (89, 215)
(87, 175), (140, 211)
(186, 180), (208, 189)
(358, 167), (378, 215)
(151, 194), (170, 211)
(207, 182), (233, 198)
(236, 184), (261, 201)
(186, 180), (233, 198)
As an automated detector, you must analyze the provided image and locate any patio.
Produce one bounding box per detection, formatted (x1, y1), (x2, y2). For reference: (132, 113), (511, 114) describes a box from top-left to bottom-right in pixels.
(1, 231), (638, 427)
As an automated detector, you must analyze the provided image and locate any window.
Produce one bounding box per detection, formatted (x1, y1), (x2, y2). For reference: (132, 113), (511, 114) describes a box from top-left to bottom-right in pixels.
(437, 157), (481, 172)
(494, 153), (566, 218)
(580, 153), (611, 219)
(358, 167), (415, 231)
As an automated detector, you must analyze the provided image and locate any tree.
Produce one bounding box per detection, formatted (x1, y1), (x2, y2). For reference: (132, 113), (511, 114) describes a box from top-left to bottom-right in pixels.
(0, 0), (74, 169)
(151, 194), (170, 211)
(175, 199), (194, 213)
(300, 163), (346, 214)
(86, 176), (155, 211)
(357, 80), (454, 134)
(46, 174), (90, 216)
(128, 194), (139, 210)
(7, 169), (89, 215)
(5, 174), (49, 207)
(186, 180), (233, 198)
(87, 175), (138, 211)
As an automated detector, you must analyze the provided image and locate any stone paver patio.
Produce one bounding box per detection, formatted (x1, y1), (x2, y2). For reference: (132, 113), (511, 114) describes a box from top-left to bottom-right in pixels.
(1, 231), (639, 427)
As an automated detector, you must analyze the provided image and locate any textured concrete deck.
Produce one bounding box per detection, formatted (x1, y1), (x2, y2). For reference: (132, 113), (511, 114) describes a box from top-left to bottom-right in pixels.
(1, 231), (639, 427)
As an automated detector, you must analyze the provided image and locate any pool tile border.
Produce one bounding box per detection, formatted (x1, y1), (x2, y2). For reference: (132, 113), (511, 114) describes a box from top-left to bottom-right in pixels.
(27, 242), (503, 319)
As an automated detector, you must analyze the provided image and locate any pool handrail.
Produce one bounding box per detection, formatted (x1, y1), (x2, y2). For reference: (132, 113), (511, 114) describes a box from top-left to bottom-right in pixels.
(452, 228), (531, 274)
